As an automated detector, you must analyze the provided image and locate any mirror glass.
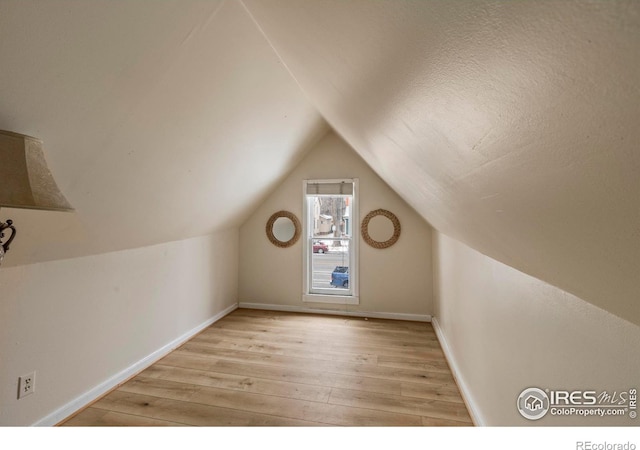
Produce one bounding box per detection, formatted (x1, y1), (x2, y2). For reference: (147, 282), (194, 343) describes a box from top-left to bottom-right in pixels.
(272, 216), (295, 242)
(367, 215), (395, 242)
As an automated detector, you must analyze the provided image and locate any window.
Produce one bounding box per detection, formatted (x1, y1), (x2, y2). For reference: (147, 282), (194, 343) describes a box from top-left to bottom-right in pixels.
(303, 179), (358, 304)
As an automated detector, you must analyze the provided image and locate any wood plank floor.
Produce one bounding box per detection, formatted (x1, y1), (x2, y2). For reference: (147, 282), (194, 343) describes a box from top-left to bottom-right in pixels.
(61, 309), (473, 427)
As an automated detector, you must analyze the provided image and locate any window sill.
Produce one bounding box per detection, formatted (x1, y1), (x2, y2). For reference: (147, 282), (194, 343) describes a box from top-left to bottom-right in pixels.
(303, 294), (360, 305)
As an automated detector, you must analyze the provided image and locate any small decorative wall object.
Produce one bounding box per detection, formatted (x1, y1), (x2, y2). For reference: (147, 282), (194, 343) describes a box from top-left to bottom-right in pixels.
(361, 209), (401, 249)
(266, 210), (301, 248)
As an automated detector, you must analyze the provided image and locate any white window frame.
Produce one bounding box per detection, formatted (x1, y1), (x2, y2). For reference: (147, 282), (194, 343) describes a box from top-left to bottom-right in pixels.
(302, 178), (359, 305)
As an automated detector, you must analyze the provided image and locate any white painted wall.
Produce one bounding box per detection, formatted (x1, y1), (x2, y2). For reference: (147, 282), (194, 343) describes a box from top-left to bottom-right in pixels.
(432, 231), (640, 426)
(239, 131), (433, 319)
(0, 229), (238, 426)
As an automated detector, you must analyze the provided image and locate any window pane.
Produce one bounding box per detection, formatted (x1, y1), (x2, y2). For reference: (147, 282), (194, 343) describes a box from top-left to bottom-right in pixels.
(310, 196), (352, 239)
(311, 240), (350, 291)
(304, 181), (357, 301)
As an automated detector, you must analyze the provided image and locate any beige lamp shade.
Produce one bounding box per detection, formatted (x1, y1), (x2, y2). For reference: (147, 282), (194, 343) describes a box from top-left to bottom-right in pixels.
(0, 130), (73, 211)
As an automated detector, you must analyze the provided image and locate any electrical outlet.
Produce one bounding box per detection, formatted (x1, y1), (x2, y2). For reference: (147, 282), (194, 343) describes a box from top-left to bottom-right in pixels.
(18, 371), (36, 399)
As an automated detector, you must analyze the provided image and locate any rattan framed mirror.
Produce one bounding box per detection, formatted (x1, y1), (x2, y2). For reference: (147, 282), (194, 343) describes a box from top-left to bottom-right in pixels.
(361, 209), (401, 249)
(266, 210), (301, 248)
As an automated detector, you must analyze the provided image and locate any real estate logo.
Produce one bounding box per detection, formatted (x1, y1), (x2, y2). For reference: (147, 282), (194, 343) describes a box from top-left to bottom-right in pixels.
(517, 387), (550, 420)
(517, 387), (637, 420)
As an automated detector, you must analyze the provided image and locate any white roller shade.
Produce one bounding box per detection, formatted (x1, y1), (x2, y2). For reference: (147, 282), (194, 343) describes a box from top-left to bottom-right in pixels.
(306, 180), (354, 196)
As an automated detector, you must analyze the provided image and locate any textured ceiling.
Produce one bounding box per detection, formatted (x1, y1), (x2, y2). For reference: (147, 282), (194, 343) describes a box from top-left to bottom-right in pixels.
(243, 0), (640, 325)
(1, 1), (638, 325)
(0, 0), (328, 264)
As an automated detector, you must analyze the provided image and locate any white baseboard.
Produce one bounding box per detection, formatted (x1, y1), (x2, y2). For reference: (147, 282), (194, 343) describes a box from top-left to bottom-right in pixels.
(35, 302), (238, 427)
(238, 302), (431, 322)
(431, 316), (484, 426)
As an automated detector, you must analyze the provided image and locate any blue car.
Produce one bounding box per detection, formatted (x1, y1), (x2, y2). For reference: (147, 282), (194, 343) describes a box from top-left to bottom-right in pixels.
(330, 266), (349, 288)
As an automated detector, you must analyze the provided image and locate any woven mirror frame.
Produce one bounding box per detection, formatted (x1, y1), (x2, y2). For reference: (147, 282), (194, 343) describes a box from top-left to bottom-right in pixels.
(266, 210), (301, 248)
(361, 209), (401, 249)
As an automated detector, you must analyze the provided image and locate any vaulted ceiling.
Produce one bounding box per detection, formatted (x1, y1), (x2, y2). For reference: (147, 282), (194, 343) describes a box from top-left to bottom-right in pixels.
(0, 0), (328, 264)
(1, 1), (638, 325)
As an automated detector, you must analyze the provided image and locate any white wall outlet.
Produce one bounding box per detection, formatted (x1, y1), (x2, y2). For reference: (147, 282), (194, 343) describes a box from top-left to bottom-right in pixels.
(18, 371), (36, 399)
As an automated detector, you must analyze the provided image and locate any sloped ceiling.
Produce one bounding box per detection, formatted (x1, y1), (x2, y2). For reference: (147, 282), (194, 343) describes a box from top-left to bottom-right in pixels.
(242, 0), (640, 325)
(0, 0), (328, 265)
(1, 1), (639, 325)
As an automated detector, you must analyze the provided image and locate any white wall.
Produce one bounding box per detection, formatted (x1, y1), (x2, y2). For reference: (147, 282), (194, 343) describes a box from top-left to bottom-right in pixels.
(0, 229), (238, 426)
(239, 131), (433, 319)
(433, 231), (640, 426)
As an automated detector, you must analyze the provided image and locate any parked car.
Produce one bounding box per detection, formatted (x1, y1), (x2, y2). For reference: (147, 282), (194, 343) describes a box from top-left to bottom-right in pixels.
(313, 241), (329, 253)
(330, 266), (349, 288)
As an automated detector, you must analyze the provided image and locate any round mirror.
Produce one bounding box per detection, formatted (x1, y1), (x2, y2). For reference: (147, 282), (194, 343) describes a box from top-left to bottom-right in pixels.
(266, 211), (301, 248)
(273, 216), (295, 242)
(367, 214), (395, 242)
(361, 209), (401, 249)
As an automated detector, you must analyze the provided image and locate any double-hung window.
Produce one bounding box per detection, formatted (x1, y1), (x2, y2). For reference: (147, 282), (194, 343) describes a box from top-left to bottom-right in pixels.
(303, 179), (359, 304)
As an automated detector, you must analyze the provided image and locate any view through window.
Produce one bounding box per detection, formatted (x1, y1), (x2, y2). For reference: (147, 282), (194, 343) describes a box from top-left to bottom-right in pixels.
(304, 179), (358, 302)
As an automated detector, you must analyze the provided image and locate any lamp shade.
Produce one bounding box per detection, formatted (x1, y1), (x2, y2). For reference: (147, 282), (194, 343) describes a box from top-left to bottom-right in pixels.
(0, 130), (73, 211)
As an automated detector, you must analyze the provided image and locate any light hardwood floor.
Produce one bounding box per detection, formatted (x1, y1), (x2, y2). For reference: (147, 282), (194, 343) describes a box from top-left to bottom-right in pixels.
(61, 309), (473, 426)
